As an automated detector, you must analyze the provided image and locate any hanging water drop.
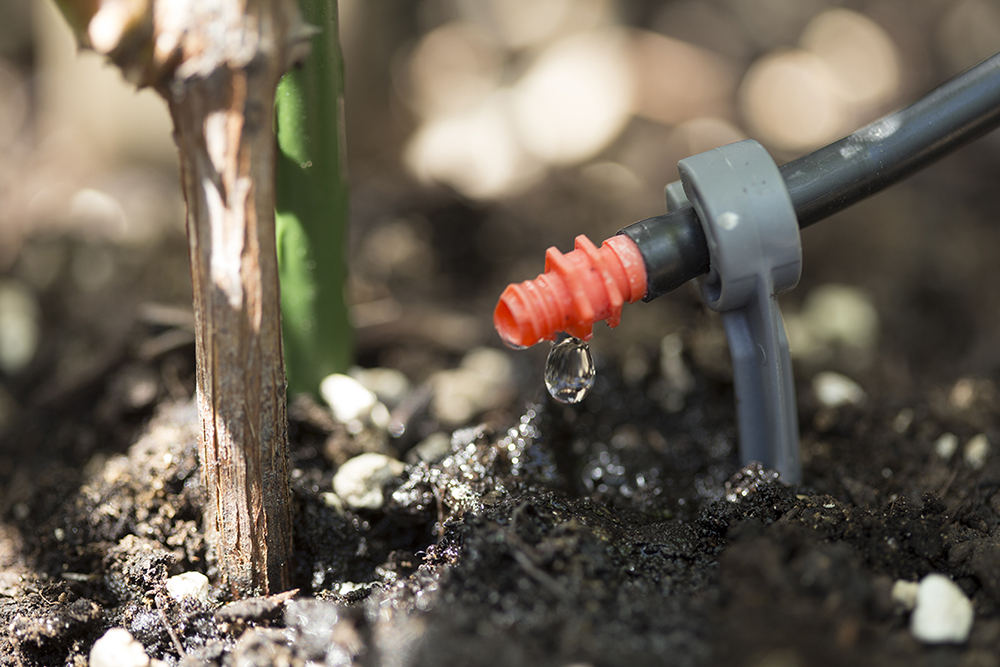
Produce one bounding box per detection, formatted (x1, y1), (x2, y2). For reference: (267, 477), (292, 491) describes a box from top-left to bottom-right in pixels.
(545, 335), (595, 404)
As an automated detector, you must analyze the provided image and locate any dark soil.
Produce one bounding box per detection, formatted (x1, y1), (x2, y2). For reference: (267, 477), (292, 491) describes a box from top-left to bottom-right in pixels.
(5, 167), (1000, 666)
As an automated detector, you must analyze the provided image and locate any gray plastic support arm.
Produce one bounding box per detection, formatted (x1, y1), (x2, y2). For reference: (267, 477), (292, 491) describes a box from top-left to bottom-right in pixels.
(668, 140), (802, 483)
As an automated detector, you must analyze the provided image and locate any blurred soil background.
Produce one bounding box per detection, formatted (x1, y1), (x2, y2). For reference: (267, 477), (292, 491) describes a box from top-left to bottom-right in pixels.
(2, 1), (1000, 666)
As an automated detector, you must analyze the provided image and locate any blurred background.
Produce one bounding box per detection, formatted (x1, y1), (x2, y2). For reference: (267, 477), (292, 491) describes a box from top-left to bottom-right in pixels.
(2, 0), (1000, 428)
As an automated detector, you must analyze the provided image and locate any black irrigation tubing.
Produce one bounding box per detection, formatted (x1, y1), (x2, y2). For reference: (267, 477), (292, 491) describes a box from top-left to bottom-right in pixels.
(623, 50), (1000, 300)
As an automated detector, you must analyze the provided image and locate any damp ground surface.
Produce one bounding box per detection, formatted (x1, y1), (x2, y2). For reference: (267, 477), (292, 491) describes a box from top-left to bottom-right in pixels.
(4, 182), (1000, 667)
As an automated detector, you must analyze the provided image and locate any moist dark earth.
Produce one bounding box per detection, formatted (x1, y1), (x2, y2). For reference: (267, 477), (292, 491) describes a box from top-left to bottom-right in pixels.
(5, 4), (1000, 667)
(4, 143), (1000, 666)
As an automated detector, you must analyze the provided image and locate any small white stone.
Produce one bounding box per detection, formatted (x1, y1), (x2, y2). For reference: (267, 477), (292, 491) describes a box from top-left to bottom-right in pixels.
(431, 368), (484, 425)
(813, 371), (867, 408)
(370, 402), (392, 430)
(893, 408), (914, 434)
(935, 433), (959, 461)
(891, 579), (919, 610)
(461, 347), (514, 386)
(338, 581), (371, 595)
(910, 574), (973, 644)
(165, 572), (210, 603)
(0, 280), (40, 376)
(963, 434), (990, 471)
(950, 378), (977, 410)
(349, 367), (411, 408)
(430, 347), (515, 426)
(333, 453), (406, 510)
(801, 284), (879, 350)
(90, 628), (150, 667)
(320, 374), (378, 424)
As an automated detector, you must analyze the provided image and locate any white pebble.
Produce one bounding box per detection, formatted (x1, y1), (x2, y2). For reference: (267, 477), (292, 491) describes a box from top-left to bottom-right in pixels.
(90, 628), (150, 667)
(802, 284), (879, 350)
(320, 374), (379, 425)
(812, 371), (867, 408)
(349, 367), (411, 408)
(431, 347), (515, 426)
(892, 408), (914, 434)
(935, 433), (959, 461)
(165, 571), (210, 603)
(891, 579), (919, 610)
(431, 369), (484, 425)
(964, 434), (990, 471)
(0, 280), (40, 375)
(461, 347), (514, 384)
(910, 574), (973, 644)
(333, 453), (406, 510)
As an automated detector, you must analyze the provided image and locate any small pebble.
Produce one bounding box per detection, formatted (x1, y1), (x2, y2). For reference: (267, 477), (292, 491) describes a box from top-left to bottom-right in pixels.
(813, 371), (866, 408)
(462, 346), (514, 383)
(893, 407), (914, 434)
(891, 579), (919, 611)
(801, 284), (879, 350)
(89, 628), (150, 667)
(910, 574), (974, 644)
(964, 434), (990, 470)
(338, 581), (371, 596)
(333, 453), (406, 510)
(0, 279), (40, 375)
(935, 433), (959, 461)
(165, 572), (210, 603)
(431, 347), (515, 426)
(320, 374), (380, 426)
(349, 367), (411, 408)
(950, 378), (976, 410)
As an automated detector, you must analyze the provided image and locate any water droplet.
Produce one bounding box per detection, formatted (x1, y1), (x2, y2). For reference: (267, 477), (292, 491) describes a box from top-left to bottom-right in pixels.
(545, 335), (595, 404)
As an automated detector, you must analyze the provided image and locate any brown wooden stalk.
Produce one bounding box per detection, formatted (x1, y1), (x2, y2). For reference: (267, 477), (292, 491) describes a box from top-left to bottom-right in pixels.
(168, 49), (293, 599)
(54, 0), (314, 596)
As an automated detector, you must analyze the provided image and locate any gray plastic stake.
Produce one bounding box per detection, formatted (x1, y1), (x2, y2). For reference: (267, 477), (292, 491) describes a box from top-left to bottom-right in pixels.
(667, 140), (802, 483)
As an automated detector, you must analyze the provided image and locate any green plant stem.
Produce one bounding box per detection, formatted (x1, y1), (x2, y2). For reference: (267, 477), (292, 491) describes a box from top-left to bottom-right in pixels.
(275, 0), (352, 396)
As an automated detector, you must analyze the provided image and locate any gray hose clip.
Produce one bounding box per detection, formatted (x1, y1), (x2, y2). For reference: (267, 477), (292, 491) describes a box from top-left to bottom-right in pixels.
(666, 139), (802, 483)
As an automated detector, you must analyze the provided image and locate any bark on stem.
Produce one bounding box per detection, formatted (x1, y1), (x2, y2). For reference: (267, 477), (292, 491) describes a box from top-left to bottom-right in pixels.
(55, 0), (312, 597)
(168, 66), (292, 596)
(161, 4), (297, 597)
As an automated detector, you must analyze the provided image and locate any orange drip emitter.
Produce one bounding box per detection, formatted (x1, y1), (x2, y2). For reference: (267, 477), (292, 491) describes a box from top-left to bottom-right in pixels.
(493, 234), (648, 349)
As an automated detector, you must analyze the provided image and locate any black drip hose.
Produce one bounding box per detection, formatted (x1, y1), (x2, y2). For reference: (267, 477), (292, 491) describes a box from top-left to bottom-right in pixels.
(623, 51), (1000, 300)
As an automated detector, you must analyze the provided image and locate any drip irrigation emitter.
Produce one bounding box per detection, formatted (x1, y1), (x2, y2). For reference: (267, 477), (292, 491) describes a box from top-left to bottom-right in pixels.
(494, 51), (1000, 484)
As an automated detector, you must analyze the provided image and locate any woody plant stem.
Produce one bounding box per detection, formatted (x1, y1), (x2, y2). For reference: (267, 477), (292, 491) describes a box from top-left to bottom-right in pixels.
(53, 0), (315, 596)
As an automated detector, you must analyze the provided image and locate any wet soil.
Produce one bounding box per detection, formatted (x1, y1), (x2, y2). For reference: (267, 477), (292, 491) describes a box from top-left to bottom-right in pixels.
(4, 178), (1000, 667)
(4, 75), (1000, 667)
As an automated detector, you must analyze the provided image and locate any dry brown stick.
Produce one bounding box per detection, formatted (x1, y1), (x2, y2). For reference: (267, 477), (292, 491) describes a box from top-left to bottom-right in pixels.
(53, 0), (314, 597)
